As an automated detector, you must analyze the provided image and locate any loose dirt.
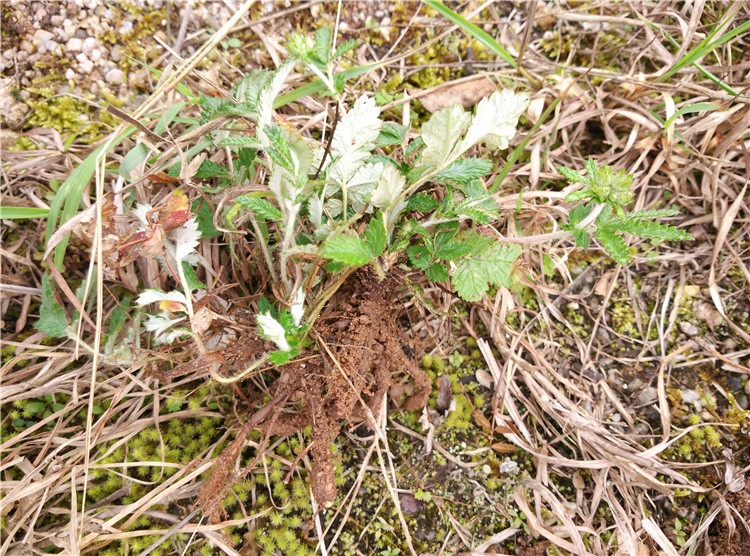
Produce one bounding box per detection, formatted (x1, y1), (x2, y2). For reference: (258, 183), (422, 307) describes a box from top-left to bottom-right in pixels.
(195, 269), (431, 522)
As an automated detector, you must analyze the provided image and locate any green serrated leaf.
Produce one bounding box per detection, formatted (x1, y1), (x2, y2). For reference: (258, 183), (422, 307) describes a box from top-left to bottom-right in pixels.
(433, 158), (493, 185)
(425, 263), (449, 282)
(566, 203), (590, 228)
(614, 219), (693, 241)
(558, 166), (586, 185)
(234, 195), (283, 221)
(322, 233), (372, 266)
(257, 296), (274, 315)
(332, 38), (359, 61)
(621, 208), (681, 220)
(192, 200), (222, 238)
(405, 136), (425, 158)
(323, 215), (386, 266)
(35, 274), (68, 338)
(216, 135), (260, 148)
(407, 244), (432, 270)
(195, 160), (230, 179)
(406, 193), (439, 212)
(434, 226), (473, 260)
(264, 124), (296, 172)
(596, 227), (630, 265)
(452, 180), (499, 223)
(451, 241), (521, 302)
(182, 262), (205, 290)
(377, 123), (409, 147)
(565, 189), (592, 203)
(571, 228), (590, 249)
(313, 27), (333, 66)
(364, 212), (387, 257)
(269, 350), (293, 365)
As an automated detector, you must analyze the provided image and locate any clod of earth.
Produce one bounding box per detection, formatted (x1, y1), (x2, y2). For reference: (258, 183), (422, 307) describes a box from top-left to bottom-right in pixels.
(193, 269), (431, 522)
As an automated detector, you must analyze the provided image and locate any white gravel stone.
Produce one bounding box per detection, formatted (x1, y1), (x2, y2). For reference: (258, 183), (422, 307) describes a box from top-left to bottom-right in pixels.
(636, 386), (658, 406)
(76, 53), (94, 73)
(32, 29), (55, 50)
(66, 37), (83, 52)
(679, 321), (700, 336)
(82, 36), (99, 57)
(63, 19), (77, 38)
(65, 68), (77, 80)
(105, 68), (124, 85)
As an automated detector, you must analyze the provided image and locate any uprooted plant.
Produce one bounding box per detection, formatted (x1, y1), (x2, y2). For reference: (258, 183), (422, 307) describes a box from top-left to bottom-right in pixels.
(47, 29), (692, 521)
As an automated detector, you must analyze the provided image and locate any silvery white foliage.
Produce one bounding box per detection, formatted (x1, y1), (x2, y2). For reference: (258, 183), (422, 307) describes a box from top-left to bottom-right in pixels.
(290, 289), (305, 327)
(461, 89), (530, 151)
(308, 189), (325, 228)
(268, 164), (301, 223)
(256, 60), (295, 148)
(136, 289), (189, 308)
(346, 162), (383, 211)
(420, 90), (530, 170)
(325, 198), (343, 219)
(132, 203), (152, 226)
(327, 95), (382, 185)
(169, 217), (202, 264)
(143, 313), (190, 345)
(420, 104), (471, 169)
(257, 312), (291, 351)
(371, 165), (406, 209)
(371, 165), (408, 232)
(131, 203), (201, 269)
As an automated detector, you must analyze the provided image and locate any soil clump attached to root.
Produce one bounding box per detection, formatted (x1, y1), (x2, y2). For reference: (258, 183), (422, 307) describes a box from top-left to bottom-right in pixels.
(197, 269), (431, 522)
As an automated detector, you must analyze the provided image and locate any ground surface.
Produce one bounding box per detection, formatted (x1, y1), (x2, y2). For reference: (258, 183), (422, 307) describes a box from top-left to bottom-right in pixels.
(2, 1), (750, 555)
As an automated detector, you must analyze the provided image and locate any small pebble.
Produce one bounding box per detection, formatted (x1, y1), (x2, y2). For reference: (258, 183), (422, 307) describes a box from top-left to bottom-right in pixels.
(679, 321), (699, 336)
(681, 388), (703, 411)
(82, 36), (99, 57)
(498, 461), (518, 474)
(727, 376), (742, 392)
(636, 386), (658, 406)
(700, 410), (713, 422)
(66, 37), (83, 52)
(105, 68), (124, 85)
(737, 395), (749, 410)
(76, 53), (93, 73)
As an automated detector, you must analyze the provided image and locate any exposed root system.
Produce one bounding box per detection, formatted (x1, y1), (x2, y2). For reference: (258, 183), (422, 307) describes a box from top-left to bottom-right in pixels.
(197, 269), (430, 522)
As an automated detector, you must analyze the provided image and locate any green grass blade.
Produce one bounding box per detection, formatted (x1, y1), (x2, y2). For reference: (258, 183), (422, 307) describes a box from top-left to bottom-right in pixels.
(423, 0), (517, 68)
(655, 10), (750, 84)
(662, 102), (718, 135)
(0, 206), (50, 219)
(46, 127), (135, 269)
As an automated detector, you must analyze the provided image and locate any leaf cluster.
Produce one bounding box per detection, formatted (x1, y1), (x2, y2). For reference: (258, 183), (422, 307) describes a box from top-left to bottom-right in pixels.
(561, 159), (693, 265)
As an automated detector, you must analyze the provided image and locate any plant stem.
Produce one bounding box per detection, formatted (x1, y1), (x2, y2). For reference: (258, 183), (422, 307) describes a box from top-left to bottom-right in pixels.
(249, 214), (278, 283)
(497, 229), (571, 245)
(575, 203), (605, 230)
